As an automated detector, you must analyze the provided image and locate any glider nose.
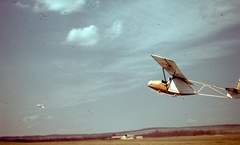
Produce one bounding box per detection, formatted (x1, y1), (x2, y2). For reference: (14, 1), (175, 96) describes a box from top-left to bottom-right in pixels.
(148, 80), (153, 87)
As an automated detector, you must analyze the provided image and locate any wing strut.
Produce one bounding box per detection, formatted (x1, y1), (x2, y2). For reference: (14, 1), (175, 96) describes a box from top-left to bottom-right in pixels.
(189, 80), (229, 98)
(162, 68), (167, 83)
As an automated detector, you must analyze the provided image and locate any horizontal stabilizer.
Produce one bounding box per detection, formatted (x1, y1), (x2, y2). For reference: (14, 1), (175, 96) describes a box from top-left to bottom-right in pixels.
(227, 90), (240, 99)
(225, 78), (240, 94)
(225, 88), (240, 93)
(225, 78), (240, 99)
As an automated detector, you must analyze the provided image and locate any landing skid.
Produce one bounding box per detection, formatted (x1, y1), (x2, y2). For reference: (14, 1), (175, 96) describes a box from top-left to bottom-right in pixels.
(173, 94), (178, 97)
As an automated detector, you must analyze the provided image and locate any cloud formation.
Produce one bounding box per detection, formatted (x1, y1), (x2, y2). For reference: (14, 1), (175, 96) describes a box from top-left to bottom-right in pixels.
(16, 0), (86, 14)
(66, 25), (99, 46)
(44, 115), (53, 120)
(23, 115), (39, 122)
(187, 119), (197, 123)
(106, 20), (123, 40)
(15, 2), (29, 9)
(65, 20), (123, 47)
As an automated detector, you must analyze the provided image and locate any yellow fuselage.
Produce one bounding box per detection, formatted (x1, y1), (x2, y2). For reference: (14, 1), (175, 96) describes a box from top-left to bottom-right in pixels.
(148, 80), (169, 93)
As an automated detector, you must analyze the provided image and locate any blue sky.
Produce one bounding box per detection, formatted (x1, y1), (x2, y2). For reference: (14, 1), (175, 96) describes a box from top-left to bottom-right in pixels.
(1, 0), (240, 136)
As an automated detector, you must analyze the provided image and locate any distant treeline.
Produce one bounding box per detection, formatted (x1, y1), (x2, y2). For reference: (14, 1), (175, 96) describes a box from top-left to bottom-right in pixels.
(141, 130), (216, 137)
(1, 124), (240, 142)
(0, 134), (111, 142)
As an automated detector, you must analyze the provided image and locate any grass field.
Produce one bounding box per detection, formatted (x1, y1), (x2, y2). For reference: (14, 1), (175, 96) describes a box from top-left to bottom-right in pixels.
(1, 134), (240, 145)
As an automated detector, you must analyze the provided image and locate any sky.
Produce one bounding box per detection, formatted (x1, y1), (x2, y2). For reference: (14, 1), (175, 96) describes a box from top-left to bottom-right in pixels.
(1, 0), (240, 136)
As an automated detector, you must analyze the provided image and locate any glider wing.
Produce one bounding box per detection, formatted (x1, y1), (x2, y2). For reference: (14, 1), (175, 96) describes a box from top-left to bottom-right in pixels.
(151, 54), (193, 85)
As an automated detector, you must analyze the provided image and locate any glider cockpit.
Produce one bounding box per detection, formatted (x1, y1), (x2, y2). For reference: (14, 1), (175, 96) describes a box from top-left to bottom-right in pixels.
(148, 80), (168, 93)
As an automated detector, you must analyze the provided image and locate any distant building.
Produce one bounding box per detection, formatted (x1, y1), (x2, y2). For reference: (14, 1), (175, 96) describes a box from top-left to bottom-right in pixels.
(111, 134), (143, 140)
(121, 134), (134, 140)
(136, 136), (143, 139)
(111, 136), (122, 139)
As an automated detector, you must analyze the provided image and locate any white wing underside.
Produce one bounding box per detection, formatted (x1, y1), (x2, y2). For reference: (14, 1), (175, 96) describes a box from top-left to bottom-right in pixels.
(168, 78), (195, 95)
(151, 54), (193, 85)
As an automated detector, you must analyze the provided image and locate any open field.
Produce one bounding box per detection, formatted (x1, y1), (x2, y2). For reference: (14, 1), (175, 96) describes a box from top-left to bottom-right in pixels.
(1, 134), (240, 145)
(1, 125), (240, 144)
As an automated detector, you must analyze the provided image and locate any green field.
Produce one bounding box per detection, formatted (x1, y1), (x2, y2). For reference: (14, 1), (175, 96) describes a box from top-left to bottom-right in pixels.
(1, 134), (240, 145)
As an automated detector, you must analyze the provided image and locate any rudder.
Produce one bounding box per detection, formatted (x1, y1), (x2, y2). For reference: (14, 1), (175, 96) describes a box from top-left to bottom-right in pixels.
(237, 78), (240, 90)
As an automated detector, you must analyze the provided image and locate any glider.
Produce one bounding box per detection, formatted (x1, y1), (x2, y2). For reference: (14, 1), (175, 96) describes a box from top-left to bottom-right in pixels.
(37, 104), (44, 108)
(148, 54), (240, 99)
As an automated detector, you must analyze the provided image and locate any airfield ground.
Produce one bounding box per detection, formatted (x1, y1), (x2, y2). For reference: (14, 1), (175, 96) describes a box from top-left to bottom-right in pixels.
(1, 134), (240, 145)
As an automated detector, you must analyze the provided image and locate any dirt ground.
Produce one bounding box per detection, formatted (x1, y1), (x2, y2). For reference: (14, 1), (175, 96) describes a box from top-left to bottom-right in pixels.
(1, 134), (240, 145)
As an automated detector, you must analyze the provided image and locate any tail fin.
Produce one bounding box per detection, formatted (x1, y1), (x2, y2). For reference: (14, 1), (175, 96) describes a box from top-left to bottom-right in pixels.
(237, 78), (240, 90)
(226, 78), (240, 99)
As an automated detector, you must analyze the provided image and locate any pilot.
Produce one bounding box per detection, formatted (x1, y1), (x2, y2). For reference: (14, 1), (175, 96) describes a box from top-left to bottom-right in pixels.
(161, 78), (172, 85)
(167, 78), (172, 84)
(161, 80), (167, 84)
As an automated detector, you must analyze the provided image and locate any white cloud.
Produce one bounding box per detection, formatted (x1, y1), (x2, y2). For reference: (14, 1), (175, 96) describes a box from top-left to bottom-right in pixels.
(86, 0), (100, 9)
(44, 115), (53, 120)
(65, 20), (122, 47)
(214, 1), (237, 16)
(16, 2), (29, 8)
(16, 0), (86, 14)
(23, 115), (39, 122)
(66, 25), (99, 46)
(187, 118), (197, 123)
(22, 115), (41, 129)
(27, 122), (39, 129)
(34, 0), (86, 14)
(106, 20), (123, 40)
